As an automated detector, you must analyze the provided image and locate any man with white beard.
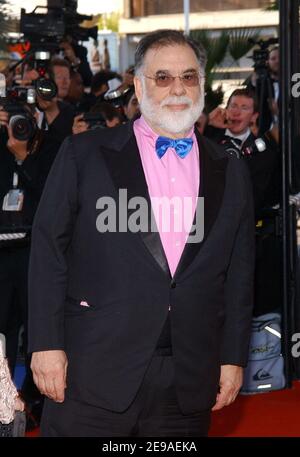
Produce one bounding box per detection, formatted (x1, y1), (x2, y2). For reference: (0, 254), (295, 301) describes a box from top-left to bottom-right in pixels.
(28, 30), (255, 437)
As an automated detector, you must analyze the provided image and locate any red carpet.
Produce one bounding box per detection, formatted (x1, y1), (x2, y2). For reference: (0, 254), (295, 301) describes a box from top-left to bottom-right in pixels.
(209, 381), (300, 437)
(25, 382), (300, 437)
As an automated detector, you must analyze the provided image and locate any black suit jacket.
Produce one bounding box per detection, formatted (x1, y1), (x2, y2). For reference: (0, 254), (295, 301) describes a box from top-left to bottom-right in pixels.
(28, 122), (255, 414)
(204, 126), (280, 217)
(0, 131), (60, 236)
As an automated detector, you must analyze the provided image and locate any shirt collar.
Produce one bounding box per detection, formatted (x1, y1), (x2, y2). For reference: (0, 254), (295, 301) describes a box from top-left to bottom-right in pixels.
(135, 115), (194, 141)
(225, 128), (251, 146)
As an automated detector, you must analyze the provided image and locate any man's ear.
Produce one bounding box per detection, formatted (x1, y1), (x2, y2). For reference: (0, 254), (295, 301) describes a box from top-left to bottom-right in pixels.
(225, 108), (229, 122)
(251, 112), (259, 125)
(134, 76), (143, 103)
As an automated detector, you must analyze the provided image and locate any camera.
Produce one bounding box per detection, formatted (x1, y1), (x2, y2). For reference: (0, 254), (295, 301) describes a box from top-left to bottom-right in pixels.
(104, 85), (132, 109)
(248, 37), (279, 76)
(220, 136), (267, 159)
(82, 112), (106, 130)
(242, 138), (267, 156)
(21, 51), (58, 101)
(220, 137), (242, 158)
(4, 100), (37, 142)
(31, 51), (58, 101)
(0, 82), (37, 141)
(20, 3), (98, 45)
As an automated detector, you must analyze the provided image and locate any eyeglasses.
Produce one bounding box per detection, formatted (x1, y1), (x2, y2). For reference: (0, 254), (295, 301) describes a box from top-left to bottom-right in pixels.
(227, 104), (253, 113)
(144, 71), (201, 88)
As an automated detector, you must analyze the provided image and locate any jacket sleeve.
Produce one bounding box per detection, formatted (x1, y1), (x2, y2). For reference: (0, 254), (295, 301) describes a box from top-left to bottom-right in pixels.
(28, 136), (78, 353)
(244, 138), (280, 216)
(15, 135), (60, 201)
(221, 160), (256, 367)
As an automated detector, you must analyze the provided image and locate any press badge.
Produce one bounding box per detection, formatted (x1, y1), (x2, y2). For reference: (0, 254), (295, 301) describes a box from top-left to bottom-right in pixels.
(2, 189), (24, 211)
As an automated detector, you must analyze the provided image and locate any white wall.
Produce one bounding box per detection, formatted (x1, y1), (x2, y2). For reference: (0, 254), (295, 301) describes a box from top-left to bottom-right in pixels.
(10, 0), (47, 16)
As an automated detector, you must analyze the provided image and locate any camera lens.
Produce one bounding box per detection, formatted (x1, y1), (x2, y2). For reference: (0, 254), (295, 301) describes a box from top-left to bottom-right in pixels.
(9, 114), (35, 141)
(35, 78), (57, 101)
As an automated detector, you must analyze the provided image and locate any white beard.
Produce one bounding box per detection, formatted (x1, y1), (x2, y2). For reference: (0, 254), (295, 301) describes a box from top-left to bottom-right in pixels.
(139, 79), (204, 135)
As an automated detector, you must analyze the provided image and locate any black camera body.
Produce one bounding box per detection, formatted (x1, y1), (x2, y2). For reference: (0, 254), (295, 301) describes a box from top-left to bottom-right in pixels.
(32, 51), (58, 101)
(104, 85), (131, 110)
(220, 136), (267, 159)
(82, 112), (106, 130)
(20, 4), (98, 45)
(220, 137), (242, 158)
(1, 88), (37, 141)
(248, 37), (279, 76)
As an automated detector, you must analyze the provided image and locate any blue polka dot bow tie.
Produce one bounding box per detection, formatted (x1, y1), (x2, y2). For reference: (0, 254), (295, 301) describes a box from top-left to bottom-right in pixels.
(155, 136), (194, 159)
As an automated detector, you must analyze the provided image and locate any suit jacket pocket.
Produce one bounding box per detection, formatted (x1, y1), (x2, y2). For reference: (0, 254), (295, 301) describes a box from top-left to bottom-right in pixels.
(64, 296), (93, 316)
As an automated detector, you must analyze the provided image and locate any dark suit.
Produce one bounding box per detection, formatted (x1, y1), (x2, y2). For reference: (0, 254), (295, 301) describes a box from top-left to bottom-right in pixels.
(204, 126), (280, 217)
(28, 122), (255, 423)
(246, 74), (278, 135)
(204, 126), (282, 317)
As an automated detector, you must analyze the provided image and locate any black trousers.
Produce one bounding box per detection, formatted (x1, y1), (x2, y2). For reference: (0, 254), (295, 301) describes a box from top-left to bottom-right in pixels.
(0, 243), (41, 403)
(41, 354), (211, 437)
(0, 245), (30, 371)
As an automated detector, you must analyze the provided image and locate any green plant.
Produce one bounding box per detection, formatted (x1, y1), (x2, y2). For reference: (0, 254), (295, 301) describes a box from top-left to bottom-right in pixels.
(228, 29), (260, 62)
(266, 0), (279, 10)
(190, 28), (261, 110)
(98, 12), (120, 32)
(0, 0), (12, 51)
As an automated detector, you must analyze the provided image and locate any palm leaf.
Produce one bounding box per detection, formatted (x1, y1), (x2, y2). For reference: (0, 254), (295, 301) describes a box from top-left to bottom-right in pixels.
(265, 0), (279, 10)
(205, 85), (224, 113)
(228, 29), (261, 62)
(0, 0), (12, 50)
(190, 30), (229, 74)
(190, 29), (230, 109)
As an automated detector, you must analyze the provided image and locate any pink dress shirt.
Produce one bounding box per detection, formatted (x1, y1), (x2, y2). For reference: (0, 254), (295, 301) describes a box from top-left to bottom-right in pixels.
(133, 116), (200, 277)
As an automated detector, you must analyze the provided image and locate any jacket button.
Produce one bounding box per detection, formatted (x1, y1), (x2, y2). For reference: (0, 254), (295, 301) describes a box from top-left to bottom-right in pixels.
(171, 281), (177, 289)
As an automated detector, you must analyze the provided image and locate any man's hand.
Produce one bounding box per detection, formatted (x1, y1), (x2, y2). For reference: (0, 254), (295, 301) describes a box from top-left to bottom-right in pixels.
(1, 109), (29, 161)
(208, 106), (227, 129)
(19, 68), (40, 86)
(14, 396), (25, 411)
(269, 99), (279, 118)
(60, 42), (79, 66)
(7, 126), (29, 162)
(0, 107), (9, 128)
(212, 364), (243, 411)
(31, 350), (68, 403)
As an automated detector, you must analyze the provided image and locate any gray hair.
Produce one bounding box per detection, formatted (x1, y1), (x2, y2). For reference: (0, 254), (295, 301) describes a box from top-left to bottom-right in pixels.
(134, 29), (207, 76)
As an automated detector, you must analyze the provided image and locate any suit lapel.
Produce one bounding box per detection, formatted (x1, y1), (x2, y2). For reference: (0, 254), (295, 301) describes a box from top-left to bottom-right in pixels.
(242, 132), (255, 149)
(101, 131), (171, 279)
(101, 124), (228, 280)
(174, 133), (228, 279)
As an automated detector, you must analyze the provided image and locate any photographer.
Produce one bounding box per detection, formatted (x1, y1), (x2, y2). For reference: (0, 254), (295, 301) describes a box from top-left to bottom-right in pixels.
(88, 70), (122, 108)
(16, 57), (75, 145)
(123, 87), (140, 121)
(35, 58), (75, 144)
(0, 102), (60, 424)
(205, 88), (281, 319)
(246, 45), (280, 135)
(204, 88), (280, 216)
(65, 70), (92, 114)
(72, 101), (122, 134)
(60, 37), (93, 88)
(50, 58), (71, 102)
